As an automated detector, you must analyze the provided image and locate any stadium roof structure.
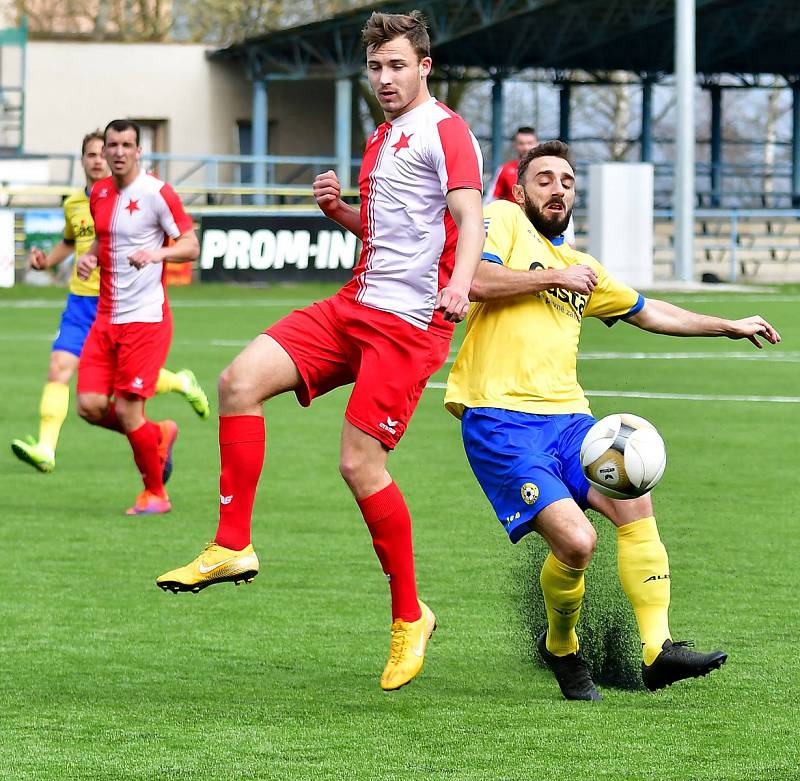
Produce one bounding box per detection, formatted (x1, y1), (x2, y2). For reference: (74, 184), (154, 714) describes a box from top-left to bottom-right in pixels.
(213, 0), (800, 215)
(213, 0), (800, 80)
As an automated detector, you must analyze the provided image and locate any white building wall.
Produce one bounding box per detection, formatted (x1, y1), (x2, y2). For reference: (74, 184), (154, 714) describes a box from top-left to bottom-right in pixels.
(23, 41), (337, 185)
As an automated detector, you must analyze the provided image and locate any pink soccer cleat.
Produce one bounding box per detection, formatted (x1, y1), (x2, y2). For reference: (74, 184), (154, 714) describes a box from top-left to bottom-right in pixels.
(125, 490), (172, 516)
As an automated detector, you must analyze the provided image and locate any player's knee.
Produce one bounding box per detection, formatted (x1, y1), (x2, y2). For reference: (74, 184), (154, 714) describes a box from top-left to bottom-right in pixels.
(338, 453), (365, 487)
(77, 397), (106, 424)
(339, 451), (383, 494)
(561, 524), (597, 568)
(48, 353), (76, 384)
(218, 363), (252, 407)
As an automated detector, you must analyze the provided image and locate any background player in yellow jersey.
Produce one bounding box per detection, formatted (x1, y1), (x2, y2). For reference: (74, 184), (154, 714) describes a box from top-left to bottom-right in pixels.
(446, 140), (780, 700)
(11, 130), (210, 474)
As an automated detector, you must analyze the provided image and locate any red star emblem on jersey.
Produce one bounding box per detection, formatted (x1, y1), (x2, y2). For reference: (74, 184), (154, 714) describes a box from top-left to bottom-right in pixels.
(391, 132), (414, 155)
(125, 198), (140, 215)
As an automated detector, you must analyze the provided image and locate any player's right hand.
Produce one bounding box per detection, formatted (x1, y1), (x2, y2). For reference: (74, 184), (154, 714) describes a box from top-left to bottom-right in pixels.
(554, 264), (598, 295)
(313, 170), (342, 212)
(77, 253), (98, 281)
(28, 247), (46, 270)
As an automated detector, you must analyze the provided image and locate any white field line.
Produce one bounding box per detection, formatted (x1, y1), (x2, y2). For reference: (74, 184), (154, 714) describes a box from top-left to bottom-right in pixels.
(657, 295), (800, 304)
(425, 382), (800, 403)
(442, 350), (800, 364)
(0, 298), (312, 309)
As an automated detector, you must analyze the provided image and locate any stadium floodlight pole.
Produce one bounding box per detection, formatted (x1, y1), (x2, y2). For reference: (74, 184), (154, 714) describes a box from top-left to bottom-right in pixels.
(674, 0), (695, 282)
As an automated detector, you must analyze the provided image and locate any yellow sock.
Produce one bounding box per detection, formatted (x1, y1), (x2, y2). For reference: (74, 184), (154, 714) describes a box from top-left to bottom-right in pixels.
(38, 381), (69, 453)
(540, 552), (585, 656)
(617, 516), (672, 665)
(156, 368), (185, 395)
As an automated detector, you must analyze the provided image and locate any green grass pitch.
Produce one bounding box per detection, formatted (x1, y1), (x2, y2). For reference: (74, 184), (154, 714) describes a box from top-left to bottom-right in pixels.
(1, 282), (798, 780)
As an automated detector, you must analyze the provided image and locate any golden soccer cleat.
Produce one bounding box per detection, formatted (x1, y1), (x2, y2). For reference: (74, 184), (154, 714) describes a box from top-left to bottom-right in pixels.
(156, 542), (259, 594)
(380, 600), (437, 691)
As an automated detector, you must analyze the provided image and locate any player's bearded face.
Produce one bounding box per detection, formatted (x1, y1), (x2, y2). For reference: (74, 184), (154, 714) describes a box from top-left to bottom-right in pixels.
(518, 159), (576, 239)
(522, 191), (573, 239)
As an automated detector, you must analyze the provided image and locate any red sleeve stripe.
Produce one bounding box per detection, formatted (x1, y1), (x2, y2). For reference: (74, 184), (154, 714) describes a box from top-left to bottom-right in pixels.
(436, 116), (483, 193)
(159, 183), (193, 235)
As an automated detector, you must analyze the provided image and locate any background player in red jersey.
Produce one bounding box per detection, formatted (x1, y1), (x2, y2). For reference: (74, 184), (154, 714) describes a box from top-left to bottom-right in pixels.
(485, 126), (539, 204)
(486, 125), (576, 246)
(10, 130), (210, 476)
(157, 10), (485, 692)
(76, 119), (199, 516)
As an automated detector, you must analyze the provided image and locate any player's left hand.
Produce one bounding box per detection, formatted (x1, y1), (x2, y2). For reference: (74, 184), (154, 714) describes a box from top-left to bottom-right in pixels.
(436, 285), (470, 322)
(727, 315), (781, 348)
(128, 249), (162, 270)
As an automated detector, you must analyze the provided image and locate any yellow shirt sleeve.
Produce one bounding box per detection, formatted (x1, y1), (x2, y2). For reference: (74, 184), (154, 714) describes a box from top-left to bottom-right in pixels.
(582, 256), (644, 322)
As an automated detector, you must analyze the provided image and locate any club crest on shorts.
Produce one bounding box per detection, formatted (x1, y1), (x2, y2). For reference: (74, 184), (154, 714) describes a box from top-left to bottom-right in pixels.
(520, 482), (539, 505)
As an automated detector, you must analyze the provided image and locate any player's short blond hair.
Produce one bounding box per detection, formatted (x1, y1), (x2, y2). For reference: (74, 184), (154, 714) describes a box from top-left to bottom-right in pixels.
(81, 130), (104, 155)
(362, 10), (431, 60)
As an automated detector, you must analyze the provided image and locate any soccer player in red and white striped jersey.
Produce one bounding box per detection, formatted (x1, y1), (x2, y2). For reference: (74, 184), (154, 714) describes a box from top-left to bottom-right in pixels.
(157, 10), (485, 691)
(76, 119), (199, 516)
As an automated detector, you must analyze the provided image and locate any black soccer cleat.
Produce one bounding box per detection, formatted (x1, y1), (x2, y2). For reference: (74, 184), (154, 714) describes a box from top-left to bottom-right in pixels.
(536, 631), (602, 701)
(642, 640), (727, 691)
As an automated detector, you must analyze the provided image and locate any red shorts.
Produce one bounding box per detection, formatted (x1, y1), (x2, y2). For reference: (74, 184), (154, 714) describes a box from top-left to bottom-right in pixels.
(265, 294), (451, 449)
(77, 312), (173, 399)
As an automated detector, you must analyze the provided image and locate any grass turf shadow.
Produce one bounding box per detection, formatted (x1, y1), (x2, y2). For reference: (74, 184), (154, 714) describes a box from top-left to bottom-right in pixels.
(509, 510), (645, 691)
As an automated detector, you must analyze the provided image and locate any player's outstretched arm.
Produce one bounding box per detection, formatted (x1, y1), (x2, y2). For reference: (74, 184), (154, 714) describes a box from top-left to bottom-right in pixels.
(436, 188), (484, 322)
(29, 241), (74, 270)
(470, 261), (597, 302)
(626, 298), (781, 348)
(312, 169), (361, 237)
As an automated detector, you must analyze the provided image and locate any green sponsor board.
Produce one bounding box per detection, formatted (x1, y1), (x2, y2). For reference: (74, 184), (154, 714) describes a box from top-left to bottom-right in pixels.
(24, 210), (65, 253)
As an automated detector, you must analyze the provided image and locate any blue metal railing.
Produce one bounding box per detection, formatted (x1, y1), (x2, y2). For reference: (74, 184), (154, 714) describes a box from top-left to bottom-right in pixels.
(653, 208), (800, 281)
(27, 151), (800, 209)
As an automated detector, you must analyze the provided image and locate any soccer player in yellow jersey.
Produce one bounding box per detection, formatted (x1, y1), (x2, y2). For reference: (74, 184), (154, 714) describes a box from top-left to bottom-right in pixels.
(446, 140), (781, 700)
(11, 130), (210, 475)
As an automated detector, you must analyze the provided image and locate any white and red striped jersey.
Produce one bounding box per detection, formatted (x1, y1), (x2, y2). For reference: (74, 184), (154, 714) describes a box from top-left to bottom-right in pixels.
(90, 171), (193, 324)
(341, 97), (483, 334)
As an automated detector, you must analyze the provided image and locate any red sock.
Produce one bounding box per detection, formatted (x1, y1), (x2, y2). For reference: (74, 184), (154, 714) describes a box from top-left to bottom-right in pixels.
(214, 415), (265, 551)
(126, 420), (165, 497)
(96, 401), (124, 433)
(358, 481), (421, 623)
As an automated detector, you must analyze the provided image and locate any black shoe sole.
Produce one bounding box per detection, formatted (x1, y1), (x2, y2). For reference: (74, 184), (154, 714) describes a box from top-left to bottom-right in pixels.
(157, 570), (258, 594)
(643, 651), (728, 691)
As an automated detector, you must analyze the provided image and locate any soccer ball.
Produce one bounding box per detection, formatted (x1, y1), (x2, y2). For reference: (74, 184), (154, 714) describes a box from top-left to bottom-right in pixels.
(580, 413), (667, 499)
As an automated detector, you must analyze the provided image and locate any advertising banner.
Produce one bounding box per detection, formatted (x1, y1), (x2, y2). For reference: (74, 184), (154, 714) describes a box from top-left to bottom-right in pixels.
(24, 209), (65, 254)
(0, 209), (14, 287)
(199, 215), (359, 283)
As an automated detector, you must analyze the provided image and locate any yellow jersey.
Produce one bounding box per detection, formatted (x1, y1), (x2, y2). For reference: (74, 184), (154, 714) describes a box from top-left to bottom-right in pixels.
(62, 188), (100, 296)
(445, 200), (643, 418)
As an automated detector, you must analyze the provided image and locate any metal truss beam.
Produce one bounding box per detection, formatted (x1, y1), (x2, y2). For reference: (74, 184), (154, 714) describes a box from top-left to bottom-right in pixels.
(214, 0), (800, 81)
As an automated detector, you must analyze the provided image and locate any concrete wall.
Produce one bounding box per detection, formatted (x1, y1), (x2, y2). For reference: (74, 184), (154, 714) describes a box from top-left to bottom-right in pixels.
(23, 41), (338, 185)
